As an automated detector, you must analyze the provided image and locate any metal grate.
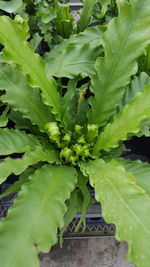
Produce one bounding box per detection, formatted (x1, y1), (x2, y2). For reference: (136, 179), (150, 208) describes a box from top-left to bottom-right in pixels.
(0, 194), (115, 238)
(64, 203), (115, 238)
(65, 217), (115, 238)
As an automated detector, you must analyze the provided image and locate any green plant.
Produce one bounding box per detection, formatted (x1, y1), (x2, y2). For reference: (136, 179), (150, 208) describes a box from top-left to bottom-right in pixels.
(0, 0), (150, 267)
(0, 0), (104, 49)
(0, 0), (75, 49)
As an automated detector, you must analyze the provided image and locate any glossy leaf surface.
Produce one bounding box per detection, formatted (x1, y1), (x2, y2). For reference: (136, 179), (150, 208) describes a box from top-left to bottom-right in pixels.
(116, 158), (150, 195)
(59, 190), (78, 246)
(80, 159), (150, 267)
(88, 0), (150, 126)
(119, 72), (150, 109)
(0, 0), (23, 13)
(93, 84), (150, 154)
(0, 165), (77, 267)
(0, 128), (39, 155)
(0, 145), (59, 185)
(45, 25), (104, 78)
(0, 63), (54, 132)
(0, 16), (61, 118)
(0, 168), (35, 199)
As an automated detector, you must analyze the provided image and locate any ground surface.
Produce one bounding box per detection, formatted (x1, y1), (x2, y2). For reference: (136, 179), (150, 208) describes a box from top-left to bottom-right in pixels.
(40, 237), (136, 267)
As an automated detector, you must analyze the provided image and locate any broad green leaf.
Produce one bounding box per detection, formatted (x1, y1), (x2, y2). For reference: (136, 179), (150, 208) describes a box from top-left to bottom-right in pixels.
(116, 158), (150, 195)
(80, 159), (150, 267)
(0, 63), (54, 132)
(0, 105), (9, 127)
(0, 128), (39, 155)
(8, 110), (42, 135)
(0, 145), (59, 185)
(0, 164), (77, 267)
(0, 0), (23, 13)
(30, 33), (42, 51)
(62, 85), (89, 131)
(36, 6), (56, 24)
(119, 72), (150, 109)
(62, 78), (77, 119)
(0, 168), (35, 199)
(93, 84), (150, 154)
(75, 172), (90, 232)
(77, 0), (97, 33)
(59, 189), (78, 247)
(62, 93), (78, 130)
(137, 118), (150, 137)
(45, 25), (104, 78)
(145, 44), (150, 71)
(100, 0), (111, 18)
(76, 85), (89, 126)
(60, 181), (90, 244)
(0, 16), (61, 118)
(59, 179), (90, 246)
(53, 0), (74, 38)
(88, 0), (150, 126)
(118, 72), (150, 137)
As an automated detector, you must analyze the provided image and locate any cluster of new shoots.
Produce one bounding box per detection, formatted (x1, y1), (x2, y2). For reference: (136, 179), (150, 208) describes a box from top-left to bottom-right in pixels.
(45, 122), (99, 165)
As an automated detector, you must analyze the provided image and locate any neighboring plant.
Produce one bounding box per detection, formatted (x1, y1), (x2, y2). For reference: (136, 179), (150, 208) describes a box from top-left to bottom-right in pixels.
(0, 1), (150, 267)
(0, 0), (105, 49)
(0, 0), (75, 49)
